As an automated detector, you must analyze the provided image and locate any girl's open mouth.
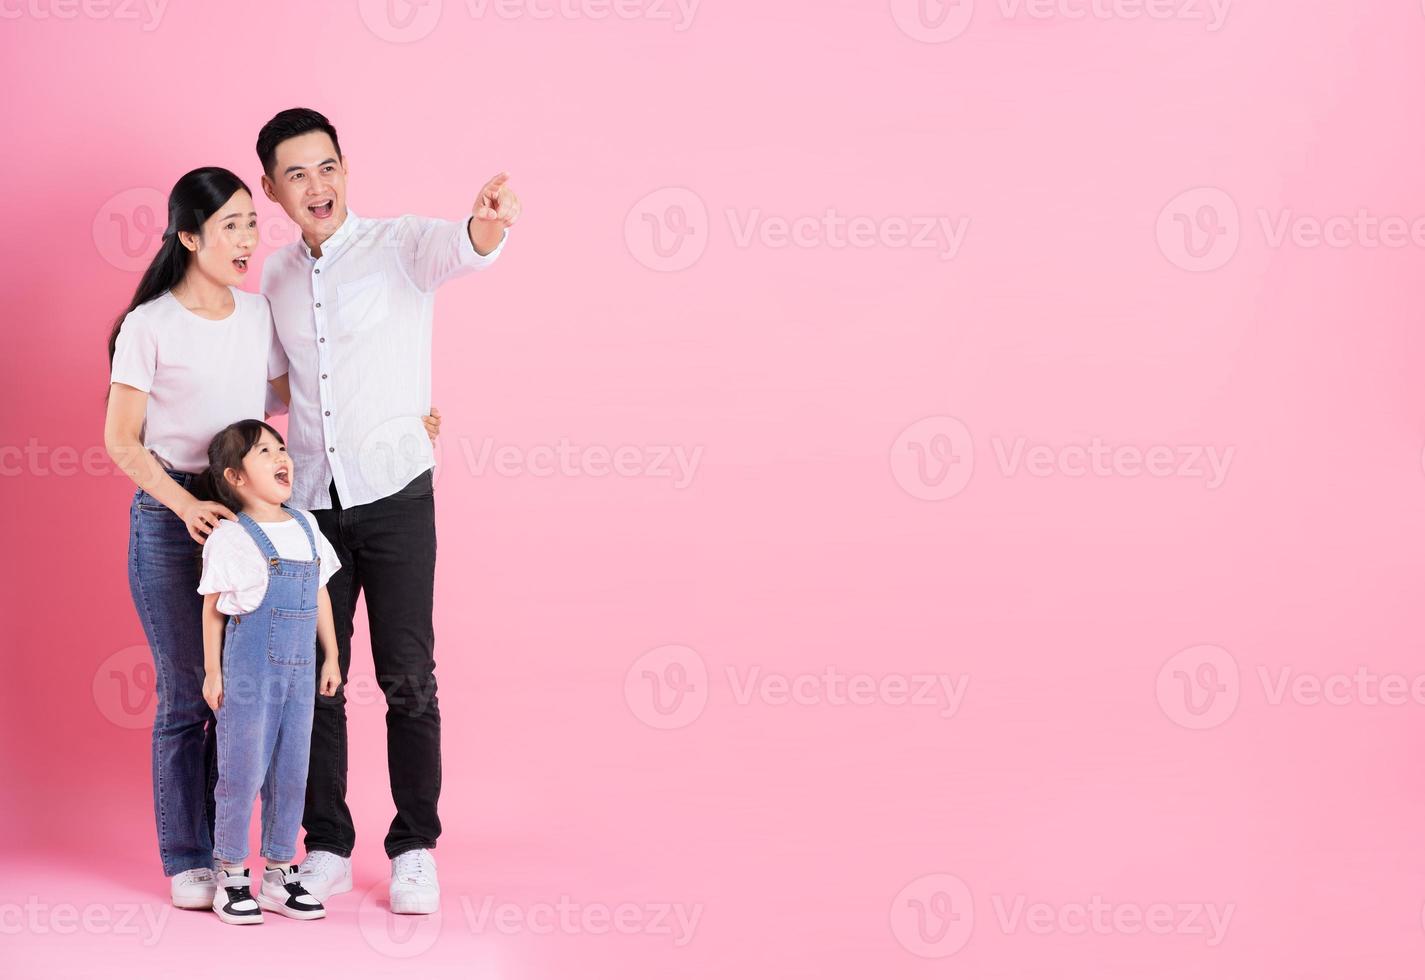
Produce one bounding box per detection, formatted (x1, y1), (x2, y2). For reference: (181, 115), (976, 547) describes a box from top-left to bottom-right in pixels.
(275, 467), (290, 487)
(232, 256), (249, 273)
(307, 198), (334, 220)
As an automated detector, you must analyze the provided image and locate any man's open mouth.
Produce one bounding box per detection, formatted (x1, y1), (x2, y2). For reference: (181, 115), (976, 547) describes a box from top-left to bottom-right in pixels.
(307, 198), (334, 220)
(275, 467), (290, 487)
(232, 255), (250, 273)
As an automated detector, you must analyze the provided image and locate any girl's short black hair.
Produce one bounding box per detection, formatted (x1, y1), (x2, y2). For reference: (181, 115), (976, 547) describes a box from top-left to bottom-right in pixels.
(199, 419), (285, 513)
(256, 107), (342, 176)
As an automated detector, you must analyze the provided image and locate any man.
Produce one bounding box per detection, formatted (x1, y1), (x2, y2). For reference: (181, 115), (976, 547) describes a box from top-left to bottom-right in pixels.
(256, 107), (519, 914)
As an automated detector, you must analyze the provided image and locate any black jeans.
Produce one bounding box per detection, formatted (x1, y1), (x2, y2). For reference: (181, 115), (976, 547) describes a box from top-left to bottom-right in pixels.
(304, 468), (442, 860)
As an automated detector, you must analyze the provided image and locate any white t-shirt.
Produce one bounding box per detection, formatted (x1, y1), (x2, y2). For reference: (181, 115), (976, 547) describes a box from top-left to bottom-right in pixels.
(110, 287), (289, 474)
(197, 510), (341, 616)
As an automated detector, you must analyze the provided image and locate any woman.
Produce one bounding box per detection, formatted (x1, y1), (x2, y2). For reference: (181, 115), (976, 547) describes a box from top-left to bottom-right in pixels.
(103, 167), (439, 909)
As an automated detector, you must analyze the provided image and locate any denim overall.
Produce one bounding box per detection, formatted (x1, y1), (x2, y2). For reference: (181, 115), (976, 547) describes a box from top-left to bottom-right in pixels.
(212, 506), (320, 866)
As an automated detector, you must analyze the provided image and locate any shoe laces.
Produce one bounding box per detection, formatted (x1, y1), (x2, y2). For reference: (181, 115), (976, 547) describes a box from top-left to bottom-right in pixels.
(301, 851), (343, 876)
(393, 850), (434, 885)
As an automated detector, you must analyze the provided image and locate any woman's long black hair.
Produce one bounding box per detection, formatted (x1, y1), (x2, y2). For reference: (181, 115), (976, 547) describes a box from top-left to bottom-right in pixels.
(106, 166), (250, 367)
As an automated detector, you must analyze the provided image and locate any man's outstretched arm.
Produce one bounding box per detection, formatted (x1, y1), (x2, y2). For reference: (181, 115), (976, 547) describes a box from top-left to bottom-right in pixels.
(401, 171), (522, 291)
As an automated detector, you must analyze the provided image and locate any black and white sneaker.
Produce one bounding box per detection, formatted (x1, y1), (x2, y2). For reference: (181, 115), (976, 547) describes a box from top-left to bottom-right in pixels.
(257, 865), (327, 920)
(212, 867), (264, 925)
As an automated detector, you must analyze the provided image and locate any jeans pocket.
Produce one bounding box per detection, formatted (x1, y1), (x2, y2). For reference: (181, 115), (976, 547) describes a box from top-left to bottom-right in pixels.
(134, 488), (170, 514)
(266, 607), (318, 666)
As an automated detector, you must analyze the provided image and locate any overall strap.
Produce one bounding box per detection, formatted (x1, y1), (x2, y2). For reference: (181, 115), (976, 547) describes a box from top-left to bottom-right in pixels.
(282, 504), (319, 561)
(235, 512), (281, 561)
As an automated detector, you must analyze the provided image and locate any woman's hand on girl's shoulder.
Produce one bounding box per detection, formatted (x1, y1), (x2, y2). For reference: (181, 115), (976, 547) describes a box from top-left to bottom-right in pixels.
(183, 499), (237, 545)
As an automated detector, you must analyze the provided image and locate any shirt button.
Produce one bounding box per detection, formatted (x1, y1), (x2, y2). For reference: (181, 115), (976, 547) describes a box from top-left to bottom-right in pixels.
(322, 373), (328, 379)
(315, 268), (321, 274)
(329, 447), (335, 453)
(325, 411), (331, 416)
(319, 337), (326, 343)
(315, 302), (322, 309)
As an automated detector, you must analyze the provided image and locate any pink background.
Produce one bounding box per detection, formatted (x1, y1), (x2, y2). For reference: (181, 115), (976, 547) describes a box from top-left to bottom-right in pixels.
(4, 0), (1425, 976)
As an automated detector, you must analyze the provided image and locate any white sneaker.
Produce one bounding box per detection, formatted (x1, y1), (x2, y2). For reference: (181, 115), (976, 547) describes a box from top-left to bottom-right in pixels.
(297, 850), (353, 901)
(170, 867), (217, 910)
(389, 849), (439, 914)
(212, 867), (263, 925)
(257, 865), (327, 920)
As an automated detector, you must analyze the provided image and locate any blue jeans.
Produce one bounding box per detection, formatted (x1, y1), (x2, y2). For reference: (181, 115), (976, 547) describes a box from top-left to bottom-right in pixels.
(127, 470), (216, 877)
(212, 506), (320, 865)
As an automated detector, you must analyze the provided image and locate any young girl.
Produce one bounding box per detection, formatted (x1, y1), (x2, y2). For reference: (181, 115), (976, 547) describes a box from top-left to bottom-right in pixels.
(197, 419), (342, 925)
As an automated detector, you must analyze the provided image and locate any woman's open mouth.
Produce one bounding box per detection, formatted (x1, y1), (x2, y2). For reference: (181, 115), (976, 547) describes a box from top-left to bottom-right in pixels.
(232, 255), (250, 273)
(275, 467), (290, 487)
(307, 198), (334, 220)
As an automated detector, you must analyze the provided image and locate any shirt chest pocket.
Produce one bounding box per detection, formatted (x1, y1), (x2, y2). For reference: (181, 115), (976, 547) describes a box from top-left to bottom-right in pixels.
(336, 272), (389, 332)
